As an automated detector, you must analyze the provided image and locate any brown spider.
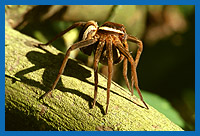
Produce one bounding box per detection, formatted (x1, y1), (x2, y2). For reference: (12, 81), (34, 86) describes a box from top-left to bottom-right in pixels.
(39, 20), (149, 114)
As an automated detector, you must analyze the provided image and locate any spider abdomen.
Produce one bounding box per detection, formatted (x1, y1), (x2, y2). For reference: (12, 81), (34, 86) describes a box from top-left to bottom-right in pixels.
(79, 21), (98, 55)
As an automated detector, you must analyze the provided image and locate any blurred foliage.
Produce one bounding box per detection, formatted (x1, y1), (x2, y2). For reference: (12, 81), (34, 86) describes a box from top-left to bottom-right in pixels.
(134, 90), (185, 128)
(5, 5), (195, 130)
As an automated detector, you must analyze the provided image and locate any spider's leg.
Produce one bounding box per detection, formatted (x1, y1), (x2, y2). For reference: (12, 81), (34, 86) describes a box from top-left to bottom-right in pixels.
(41, 38), (98, 98)
(105, 36), (113, 114)
(127, 35), (143, 67)
(92, 38), (105, 108)
(113, 36), (148, 109)
(38, 22), (86, 46)
(113, 39), (133, 95)
(122, 41), (132, 95)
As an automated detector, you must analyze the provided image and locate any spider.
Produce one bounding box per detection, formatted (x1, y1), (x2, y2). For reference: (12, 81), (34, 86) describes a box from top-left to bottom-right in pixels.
(39, 20), (149, 114)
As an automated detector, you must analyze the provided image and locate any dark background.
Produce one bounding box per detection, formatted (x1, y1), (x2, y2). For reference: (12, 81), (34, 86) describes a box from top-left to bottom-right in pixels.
(5, 5), (195, 130)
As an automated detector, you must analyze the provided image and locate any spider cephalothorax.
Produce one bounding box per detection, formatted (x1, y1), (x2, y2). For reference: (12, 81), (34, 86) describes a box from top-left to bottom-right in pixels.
(39, 20), (149, 114)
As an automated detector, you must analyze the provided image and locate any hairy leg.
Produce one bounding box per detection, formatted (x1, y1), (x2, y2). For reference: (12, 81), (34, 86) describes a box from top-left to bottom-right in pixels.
(105, 36), (113, 114)
(122, 41), (132, 95)
(113, 36), (148, 109)
(92, 37), (105, 108)
(38, 22), (86, 46)
(41, 38), (98, 98)
(127, 35), (143, 67)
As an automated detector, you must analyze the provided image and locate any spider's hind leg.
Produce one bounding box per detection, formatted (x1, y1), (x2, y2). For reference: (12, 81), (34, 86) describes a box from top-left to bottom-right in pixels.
(127, 35), (143, 67)
(38, 22), (86, 47)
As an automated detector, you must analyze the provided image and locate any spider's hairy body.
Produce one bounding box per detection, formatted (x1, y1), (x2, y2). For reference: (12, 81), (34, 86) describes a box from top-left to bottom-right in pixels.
(80, 21), (126, 65)
(39, 20), (148, 114)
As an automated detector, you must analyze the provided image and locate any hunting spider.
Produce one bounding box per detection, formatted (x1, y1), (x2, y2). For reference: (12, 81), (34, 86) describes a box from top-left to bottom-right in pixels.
(39, 20), (149, 114)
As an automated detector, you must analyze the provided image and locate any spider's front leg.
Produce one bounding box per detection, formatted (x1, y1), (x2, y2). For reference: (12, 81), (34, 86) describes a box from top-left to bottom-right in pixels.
(122, 36), (143, 95)
(105, 36), (113, 114)
(92, 37), (106, 108)
(92, 35), (113, 114)
(41, 38), (98, 98)
(113, 36), (148, 109)
(113, 38), (135, 95)
(122, 41), (132, 95)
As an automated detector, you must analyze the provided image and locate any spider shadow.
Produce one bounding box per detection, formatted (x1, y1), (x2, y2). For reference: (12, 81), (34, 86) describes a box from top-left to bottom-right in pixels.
(10, 45), (145, 115)
(12, 45), (106, 115)
(110, 89), (147, 109)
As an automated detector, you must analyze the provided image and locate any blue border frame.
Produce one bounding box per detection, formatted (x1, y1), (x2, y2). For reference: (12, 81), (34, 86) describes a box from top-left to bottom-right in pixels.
(1, 0), (200, 136)
(0, 0), (198, 5)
